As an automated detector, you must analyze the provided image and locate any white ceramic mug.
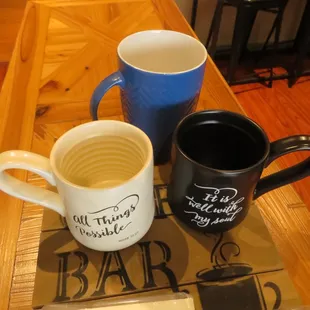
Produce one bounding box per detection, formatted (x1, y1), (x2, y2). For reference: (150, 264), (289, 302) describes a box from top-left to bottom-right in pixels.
(0, 120), (155, 251)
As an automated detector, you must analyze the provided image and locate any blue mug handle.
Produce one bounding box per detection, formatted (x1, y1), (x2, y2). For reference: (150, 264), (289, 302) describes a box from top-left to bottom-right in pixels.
(90, 71), (125, 120)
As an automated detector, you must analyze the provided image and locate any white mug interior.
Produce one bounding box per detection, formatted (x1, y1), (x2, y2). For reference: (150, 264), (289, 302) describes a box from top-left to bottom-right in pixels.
(118, 30), (207, 74)
(50, 120), (153, 189)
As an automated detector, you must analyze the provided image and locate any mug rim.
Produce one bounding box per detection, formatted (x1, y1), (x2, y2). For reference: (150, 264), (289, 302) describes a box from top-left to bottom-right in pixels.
(117, 30), (208, 75)
(50, 120), (153, 191)
(173, 110), (270, 174)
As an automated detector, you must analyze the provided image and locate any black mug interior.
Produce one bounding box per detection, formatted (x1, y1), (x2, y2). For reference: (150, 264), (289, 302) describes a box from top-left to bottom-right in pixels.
(176, 110), (269, 171)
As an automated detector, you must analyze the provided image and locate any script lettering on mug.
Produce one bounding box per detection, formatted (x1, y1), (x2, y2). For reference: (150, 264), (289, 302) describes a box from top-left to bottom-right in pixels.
(184, 185), (244, 228)
(72, 194), (139, 242)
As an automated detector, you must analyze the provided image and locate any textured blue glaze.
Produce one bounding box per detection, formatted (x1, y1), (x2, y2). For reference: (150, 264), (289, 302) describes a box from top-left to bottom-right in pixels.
(90, 57), (206, 164)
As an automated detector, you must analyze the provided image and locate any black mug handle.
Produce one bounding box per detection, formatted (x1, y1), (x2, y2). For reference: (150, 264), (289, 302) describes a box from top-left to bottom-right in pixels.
(254, 135), (310, 199)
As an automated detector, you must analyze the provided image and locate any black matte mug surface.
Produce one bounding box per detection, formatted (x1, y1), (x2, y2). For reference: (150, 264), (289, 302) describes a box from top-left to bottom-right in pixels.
(168, 110), (310, 233)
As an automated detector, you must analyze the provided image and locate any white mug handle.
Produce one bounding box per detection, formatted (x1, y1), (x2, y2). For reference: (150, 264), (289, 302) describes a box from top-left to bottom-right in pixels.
(0, 150), (65, 217)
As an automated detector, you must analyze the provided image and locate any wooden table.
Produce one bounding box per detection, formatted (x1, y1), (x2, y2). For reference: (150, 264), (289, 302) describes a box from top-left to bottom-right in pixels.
(0, 0), (310, 309)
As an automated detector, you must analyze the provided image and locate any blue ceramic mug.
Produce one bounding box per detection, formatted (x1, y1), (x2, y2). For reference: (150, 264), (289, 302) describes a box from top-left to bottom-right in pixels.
(90, 30), (207, 164)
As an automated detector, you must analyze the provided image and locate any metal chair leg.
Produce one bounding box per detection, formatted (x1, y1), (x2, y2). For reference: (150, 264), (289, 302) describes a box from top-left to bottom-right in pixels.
(289, 0), (310, 87)
(259, 2), (286, 56)
(239, 8), (257, 60)
(268, 7), (284, 87)
(260, 13), (278, 56)
(227, 4), (252, 84)
(191, 0), (199, 29)
(206, 0), (225, 57)
(289, 34), (310, 87)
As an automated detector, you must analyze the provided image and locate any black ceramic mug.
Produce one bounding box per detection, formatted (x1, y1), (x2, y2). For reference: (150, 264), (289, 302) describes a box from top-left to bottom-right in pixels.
(168, 110), (310, 233)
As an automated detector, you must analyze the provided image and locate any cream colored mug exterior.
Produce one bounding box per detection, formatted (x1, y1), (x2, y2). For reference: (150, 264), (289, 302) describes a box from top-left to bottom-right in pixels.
(0, 121), (154, 251)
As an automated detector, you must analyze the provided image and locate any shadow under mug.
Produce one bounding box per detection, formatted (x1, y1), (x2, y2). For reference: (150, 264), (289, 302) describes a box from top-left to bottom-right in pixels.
(90, 30), (207, 165)
(0, 121), (155, 251)
(168, 110), (310, 233)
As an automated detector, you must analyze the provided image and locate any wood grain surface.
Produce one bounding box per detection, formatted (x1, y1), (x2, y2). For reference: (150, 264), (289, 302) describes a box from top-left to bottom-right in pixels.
(0, 0), (309, 309)
(0, 0), (26, 62)
(232, 74), (310, 208)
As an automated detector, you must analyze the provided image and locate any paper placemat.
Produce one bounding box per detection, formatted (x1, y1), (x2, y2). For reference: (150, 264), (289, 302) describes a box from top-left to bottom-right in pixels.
(33, 165), (301, 309)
